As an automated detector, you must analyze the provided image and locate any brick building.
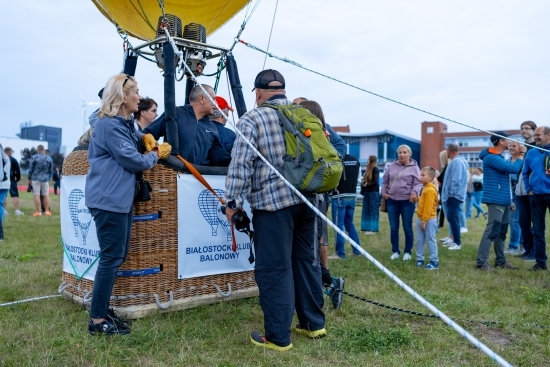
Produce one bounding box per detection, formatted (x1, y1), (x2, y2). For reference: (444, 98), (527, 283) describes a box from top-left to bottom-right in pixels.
(421, 121), (521, 170)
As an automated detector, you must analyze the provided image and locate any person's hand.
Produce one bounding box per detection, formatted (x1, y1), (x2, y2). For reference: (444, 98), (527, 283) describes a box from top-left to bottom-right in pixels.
(421, 222), (426, 230)
(142, 134), (158, 152)
(511, 203), (516, 211)
(519, 144), (527, 154)
(153, 142), (172, 159)
(409, 193), (418, 204)
(225, 207), (238, 223)
(383, 193), (390, 200)
(529, 191), (534, 195)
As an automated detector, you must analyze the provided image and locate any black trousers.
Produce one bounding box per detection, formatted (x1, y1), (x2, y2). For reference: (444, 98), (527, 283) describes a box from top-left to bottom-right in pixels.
(252, 203), (325, 347)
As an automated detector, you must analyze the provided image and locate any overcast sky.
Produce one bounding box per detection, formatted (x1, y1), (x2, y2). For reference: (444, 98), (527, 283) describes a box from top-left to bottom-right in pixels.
(1, 0), (548, 153)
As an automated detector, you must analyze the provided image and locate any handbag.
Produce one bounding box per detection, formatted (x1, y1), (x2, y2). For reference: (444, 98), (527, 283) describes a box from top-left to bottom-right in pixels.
(381, 165), (413, 213)
(134, 172), (152, 203)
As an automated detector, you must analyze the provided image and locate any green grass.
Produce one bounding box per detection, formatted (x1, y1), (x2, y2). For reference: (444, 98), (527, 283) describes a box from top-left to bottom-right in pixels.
(1, 194), (550, 366)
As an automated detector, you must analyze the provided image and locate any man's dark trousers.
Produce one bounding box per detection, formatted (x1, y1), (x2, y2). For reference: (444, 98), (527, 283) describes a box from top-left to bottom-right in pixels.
(252, 203), (325, 347)
(529, 195), (550, 267)
(445, 197), (463, 246)
(516, 195), (534, 255)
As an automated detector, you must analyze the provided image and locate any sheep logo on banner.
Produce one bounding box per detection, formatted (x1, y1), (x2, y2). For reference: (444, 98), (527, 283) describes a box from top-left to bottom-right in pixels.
(198, 189), (231, 241)
(68, 189), (92, 245)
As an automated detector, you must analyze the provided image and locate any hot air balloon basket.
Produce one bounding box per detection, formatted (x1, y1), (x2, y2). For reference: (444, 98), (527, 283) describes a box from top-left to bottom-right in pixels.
(60, 149), (258, 319)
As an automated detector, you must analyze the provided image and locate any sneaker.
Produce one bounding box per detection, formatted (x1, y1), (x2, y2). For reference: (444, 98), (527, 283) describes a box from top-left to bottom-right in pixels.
(528, 263), (548, 271)
(33, 212), (42, 217)
(477, 263), (496, 272)
(88, 318), (130, 335)
(107, 308), (132, 329)
(416, 261), (424, 267)
(45, 211), (52, 216)
(442, 238), (454, 246)
(250, 331), (293, 351)
(448, 244), (461, 250)
(363, 231), (375, 235)
(390, 252), (400, 260)
(4, 210), (9, 215)
(295, 324), (327, 339)
(327, 254), (344, 260)
(504, 247), (519, 255)
(460, 227), (468, 233)
(14, 210), (24, 215)
(439, 237), (451, 243)
(495, 262), (519, 270)
(402, 253), (412, 261)
(425, 262), (439, 270)
(483, 212), (488, 219)
(0, 237), (4, 242)
(328, 277), (345, 310)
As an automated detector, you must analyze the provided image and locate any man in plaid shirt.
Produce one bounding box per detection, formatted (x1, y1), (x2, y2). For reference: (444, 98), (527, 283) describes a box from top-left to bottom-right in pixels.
(224, 70), (326, 351)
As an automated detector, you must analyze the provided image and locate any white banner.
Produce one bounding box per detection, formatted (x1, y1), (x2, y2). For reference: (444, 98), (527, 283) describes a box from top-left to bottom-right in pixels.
(60, 175), (99, 281)
(177, 174), (255, 279)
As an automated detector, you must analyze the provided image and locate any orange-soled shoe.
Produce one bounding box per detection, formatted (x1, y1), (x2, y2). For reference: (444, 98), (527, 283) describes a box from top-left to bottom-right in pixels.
(33, 212), (42, 217)
(45, 211), (52, 216)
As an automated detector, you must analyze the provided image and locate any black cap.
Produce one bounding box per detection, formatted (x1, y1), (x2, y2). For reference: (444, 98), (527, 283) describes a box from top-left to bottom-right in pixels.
(490, 131), (509, 144)
(252, 69), (285, 91)
(98, 88), (105, 99)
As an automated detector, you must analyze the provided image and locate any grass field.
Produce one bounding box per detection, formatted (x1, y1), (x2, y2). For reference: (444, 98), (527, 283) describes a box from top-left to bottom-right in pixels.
(1, 192), (549, 366)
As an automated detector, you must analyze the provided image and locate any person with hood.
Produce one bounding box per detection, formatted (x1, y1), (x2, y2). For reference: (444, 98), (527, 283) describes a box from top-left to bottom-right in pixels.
(475, 131), (525, 271)
(143, 84), (231, 167)
(381, 144), (422, 260)
(521, 126), (550, 271)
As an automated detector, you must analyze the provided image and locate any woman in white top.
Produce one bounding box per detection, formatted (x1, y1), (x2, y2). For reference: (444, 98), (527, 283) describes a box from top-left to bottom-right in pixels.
(471, 167), (487, 219)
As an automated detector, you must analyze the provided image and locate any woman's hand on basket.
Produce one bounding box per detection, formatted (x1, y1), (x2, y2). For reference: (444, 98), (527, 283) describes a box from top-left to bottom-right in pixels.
(152, 142), (172, 159)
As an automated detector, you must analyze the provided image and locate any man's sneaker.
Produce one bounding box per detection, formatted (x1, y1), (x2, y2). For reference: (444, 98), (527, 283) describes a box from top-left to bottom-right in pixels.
(425, 262), (439, 270)
(14, 210), (24, 215)
(33, 212), (42, 217)
(504, 247), (519, 255)
(402, 253), (412, 261)
(88, 318), (130, 335)
(107, 308), (132, 329)
(439, 237), (451, 243)
(448, 244), (461, 250)
(250, 331), (293, 351)
(390, 252), (400, 260)
(460, 227), (468, 233)
(45, 211), (52, 216)
(327, 254), (344, 260)
(442, 239), (455, 246)
(295, 324), (327, 339)
(328, 277), (345, 310)
(416, 261), (424, 267)
(520, 253), (536, 261)
(483, 212), (488, 219)
(495, 262), (519, 270)
(3, 210), (9, 215)
(0, 237), (4, 242)
(477, 263), (496, 272)
(528, 263), (548, 271)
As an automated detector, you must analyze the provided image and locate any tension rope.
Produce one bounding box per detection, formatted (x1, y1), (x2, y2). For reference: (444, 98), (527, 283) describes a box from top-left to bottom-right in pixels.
(261, 0), (278, 70)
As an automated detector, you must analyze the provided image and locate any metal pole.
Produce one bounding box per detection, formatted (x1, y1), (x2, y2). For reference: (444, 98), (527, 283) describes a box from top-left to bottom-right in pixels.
(163, 41), (179, 155)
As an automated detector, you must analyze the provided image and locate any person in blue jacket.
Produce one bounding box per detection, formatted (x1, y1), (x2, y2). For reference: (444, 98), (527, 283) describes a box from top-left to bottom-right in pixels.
(143, 84), (231, 167)
(86, 73), (171, 335)
(521, 125), (550, 271)
(475, 131), (525, 271)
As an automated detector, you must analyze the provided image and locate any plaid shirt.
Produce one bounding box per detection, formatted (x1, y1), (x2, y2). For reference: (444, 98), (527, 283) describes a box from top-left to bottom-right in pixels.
(225, 96), (302, 211)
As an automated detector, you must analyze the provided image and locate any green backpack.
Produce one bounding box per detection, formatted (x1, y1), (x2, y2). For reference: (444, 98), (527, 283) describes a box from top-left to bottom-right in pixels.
(262, 103), (343, 193)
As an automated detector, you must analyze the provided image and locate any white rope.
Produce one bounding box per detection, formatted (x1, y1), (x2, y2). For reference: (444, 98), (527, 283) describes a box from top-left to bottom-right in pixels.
(0, 295), (61, 307)
(238, 40), (545, 154)
(162, 30), (513, 367)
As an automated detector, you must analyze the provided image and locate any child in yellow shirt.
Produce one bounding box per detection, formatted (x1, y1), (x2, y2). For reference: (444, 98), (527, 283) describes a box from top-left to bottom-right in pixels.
(416, 167), (439, 270)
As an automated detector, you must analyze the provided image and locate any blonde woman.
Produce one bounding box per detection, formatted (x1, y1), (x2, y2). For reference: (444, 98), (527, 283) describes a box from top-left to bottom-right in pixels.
(361, 155), (380, 234)
(85, 74), (171, 335)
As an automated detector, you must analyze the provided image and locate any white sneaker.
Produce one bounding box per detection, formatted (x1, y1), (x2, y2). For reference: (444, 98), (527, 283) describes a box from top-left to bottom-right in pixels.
(403, 253), (412, 261)
(442, 241), (455, 247)
(448, 244), (462, 250)
(390, 252), (400, 260)
(460, 227), (468, 233)
(15, 210), (24, 216)
(3, 210), (9, 215)
(442, 238), (454, 245)
(439, 237), (451, 243)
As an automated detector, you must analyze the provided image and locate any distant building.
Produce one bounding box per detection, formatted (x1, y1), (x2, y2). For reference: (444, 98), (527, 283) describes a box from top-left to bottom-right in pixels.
(421, 121), (521, 170)
(0, 136), (48, 164)
(337, 130), (421, 170)
(18, 124), (63, 155)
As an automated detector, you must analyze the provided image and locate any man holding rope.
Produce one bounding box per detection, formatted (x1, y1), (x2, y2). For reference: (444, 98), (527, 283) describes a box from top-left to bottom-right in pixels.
(224, 70), (325, 351)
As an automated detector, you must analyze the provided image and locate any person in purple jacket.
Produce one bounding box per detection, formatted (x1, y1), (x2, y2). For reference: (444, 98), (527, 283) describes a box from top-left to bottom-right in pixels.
(381, 145), (422, 260)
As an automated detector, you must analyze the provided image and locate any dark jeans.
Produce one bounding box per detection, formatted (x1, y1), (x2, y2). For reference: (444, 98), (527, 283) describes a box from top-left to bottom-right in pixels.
(446, 197), (463, 246)
(253, 203), (325, 347)
(516, 195), (534, 255)
(331, 198), (361, 258)
(89, 208), (133, 319)
(54, 180), (60, 195)
(386, 198), (415, 254)
(529, 195), (549, 267)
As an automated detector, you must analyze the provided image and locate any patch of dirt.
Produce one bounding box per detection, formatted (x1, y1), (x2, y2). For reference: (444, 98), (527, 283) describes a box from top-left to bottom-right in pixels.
(481, 328), (512, 346)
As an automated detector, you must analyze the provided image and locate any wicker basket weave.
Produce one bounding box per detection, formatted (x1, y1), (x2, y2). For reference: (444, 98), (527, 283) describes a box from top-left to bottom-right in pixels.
(60, 149), (257, 318)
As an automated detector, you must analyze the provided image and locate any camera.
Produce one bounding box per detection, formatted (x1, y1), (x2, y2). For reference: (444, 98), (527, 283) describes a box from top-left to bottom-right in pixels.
(220, 205), (251, 233)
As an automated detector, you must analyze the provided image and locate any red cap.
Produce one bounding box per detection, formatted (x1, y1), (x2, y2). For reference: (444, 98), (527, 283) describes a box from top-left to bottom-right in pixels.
(215, 96), (234, 111)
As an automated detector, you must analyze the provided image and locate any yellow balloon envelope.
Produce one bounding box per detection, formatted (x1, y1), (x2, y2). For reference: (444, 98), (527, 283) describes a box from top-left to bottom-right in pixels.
(92, 0), (250, 41)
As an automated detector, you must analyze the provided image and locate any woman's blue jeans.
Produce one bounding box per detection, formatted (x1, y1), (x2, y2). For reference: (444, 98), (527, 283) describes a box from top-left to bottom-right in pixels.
(508, 196), (521, 248)
(386, 198), (415, 254)
(331, 198), (361, 258)
(0, 189), (7, 239)
(89, 208), (133, 319)
(472, 191), (485, 217)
